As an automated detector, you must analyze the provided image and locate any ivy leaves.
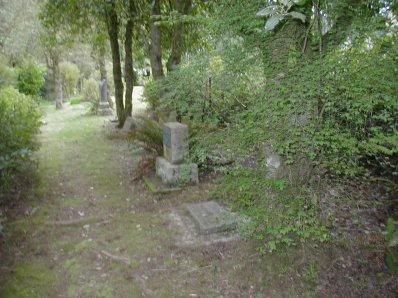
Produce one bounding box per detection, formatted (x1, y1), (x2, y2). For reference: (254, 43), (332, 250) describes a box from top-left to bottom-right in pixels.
(256, 0), (307, 31)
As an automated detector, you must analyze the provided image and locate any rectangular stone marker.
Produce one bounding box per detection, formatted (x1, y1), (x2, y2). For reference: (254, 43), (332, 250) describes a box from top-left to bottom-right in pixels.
(185, 201), (237, 235)
(163, 122), (188, 164)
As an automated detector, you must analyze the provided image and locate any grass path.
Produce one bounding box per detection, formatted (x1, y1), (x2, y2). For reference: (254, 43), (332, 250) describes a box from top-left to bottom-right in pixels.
(0, 103), (321, 297)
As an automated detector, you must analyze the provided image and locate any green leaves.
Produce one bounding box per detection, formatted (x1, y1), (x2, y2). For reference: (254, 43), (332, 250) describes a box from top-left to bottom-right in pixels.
(288, 11), (306, 23)
(0, 86), (41, 195)
(256, 5), (279, 17)
(213, 168), (329, 252)
(256, 0), (307, 31)
(265, 14), (285, 31)
(17, 62), (45, 97)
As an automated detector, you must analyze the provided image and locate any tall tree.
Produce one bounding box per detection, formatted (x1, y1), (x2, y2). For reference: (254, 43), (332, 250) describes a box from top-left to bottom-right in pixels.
(149, 0), (164, 80)
(124, 0), (136, 118)
(166, 0), (192, 72)
(104, 1), (125, 125)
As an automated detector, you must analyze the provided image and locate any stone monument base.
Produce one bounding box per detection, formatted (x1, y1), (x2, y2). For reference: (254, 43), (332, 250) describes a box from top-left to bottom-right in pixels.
(156, 157), (198, 186)
(98, 102), (113, 116)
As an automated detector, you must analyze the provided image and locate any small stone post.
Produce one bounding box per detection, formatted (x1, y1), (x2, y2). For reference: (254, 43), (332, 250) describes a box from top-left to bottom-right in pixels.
(156, 122), (198, 185)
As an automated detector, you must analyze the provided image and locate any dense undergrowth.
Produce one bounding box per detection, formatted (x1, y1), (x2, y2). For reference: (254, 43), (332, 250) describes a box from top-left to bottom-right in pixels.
(145, 1), (398, 251)
(0, 58), (43, 202)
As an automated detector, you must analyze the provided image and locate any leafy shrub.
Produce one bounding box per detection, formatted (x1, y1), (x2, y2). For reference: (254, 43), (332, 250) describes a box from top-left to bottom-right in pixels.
(143, 79), (161, 110)
(69, 96), (83, 105)
(82, 78), (99, 113)
(130, 116), (163, 155)
(256, 33), (398, 178)
(17, 61), (45, 97)
(146, 50), (261, 126)
(0, 87), (41, 197)
(157, 32), (398, 180)
(214, 168), (329, 252)
(0, 61), (17, 88)
(59, 61), (80, 98)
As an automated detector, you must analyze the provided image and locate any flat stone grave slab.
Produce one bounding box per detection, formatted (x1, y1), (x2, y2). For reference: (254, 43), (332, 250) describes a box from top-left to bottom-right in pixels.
(185, 201), (237, 234)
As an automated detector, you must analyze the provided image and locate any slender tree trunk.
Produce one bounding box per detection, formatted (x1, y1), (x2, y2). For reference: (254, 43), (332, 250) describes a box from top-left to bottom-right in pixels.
(314, 0), (323, 55)
(166, 0), (192, 72)
(124, 0), (135, 118)
(52, 52), (63, 109)
(149, 0), (164, 80)
(106, 2), (125, 127)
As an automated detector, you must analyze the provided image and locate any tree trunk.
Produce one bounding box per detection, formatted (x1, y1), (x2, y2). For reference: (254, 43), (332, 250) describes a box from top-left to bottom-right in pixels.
(52, 53), (63, 109)
(106, 1), (125, 127)
(166, 0), (192, 72)
(149, 0), (164, 80)
(124, 0), (135, 118)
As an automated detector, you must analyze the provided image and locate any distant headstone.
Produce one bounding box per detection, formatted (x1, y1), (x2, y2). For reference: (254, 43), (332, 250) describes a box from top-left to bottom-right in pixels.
(156, 122), (198, 186)
(185, 201), (237, 234)
(98, 79), (113, 116)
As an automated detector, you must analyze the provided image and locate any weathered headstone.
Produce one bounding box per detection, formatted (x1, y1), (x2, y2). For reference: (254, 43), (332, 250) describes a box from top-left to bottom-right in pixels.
(156, 122), (198, 186)
(163, 122), (188, 164)
(185, 201), (237, 234)
(98, 79), (113, 116)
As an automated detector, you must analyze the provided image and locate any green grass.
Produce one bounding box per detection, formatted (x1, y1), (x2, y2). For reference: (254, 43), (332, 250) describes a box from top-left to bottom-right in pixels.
(1, 262), (57, 298)
(69, 96), (84, 105)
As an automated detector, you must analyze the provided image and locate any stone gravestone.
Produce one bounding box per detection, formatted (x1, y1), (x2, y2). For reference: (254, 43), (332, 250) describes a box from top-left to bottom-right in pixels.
(185, 201), (237, 235)
(98, 79), (113, 116)
(156, 122), (198, 186)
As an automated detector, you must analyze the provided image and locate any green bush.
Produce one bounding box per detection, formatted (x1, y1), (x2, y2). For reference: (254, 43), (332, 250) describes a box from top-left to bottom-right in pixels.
(147, 51), (260, 126)
(59, 61), (80, 98)
(0, 61), (17, 88)
(69, 96), (83, 105)
(17, 61), (45, 97)
(82, 78), (99, 114)
(156, 32), (398, 180)
(143, 79), (161, 110)
(131, 117), (163, 155)
(0, 87), (41, 196)
(249, 33), (398, 178)
(214, 168), (329, 252)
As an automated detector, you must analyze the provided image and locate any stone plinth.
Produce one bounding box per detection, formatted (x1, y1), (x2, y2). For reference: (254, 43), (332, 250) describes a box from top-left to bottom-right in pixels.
(156, 157), (198, 186)
(185, 201), (237, 234)
(163, 122), (188, 164)
(98, 102), (113, 116)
